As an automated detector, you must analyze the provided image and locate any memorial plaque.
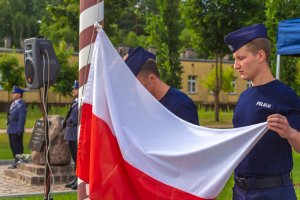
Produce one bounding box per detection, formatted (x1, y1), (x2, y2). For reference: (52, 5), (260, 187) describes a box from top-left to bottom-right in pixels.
(28, 120), (45, 152)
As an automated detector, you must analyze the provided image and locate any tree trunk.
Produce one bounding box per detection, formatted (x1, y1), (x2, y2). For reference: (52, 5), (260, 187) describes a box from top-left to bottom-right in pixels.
(214, 54), (220, 122)
(214, 91), (220, 121)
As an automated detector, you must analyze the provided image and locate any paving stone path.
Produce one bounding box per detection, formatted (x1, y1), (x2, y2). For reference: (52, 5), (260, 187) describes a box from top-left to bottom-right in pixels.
(0, 165), (75, 198)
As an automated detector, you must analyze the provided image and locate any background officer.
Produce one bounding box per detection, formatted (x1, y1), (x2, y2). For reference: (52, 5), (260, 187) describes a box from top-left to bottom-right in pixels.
(124, 47), (199, 125)
(63, 80), (79, 190)
(7, 86), (27, 169)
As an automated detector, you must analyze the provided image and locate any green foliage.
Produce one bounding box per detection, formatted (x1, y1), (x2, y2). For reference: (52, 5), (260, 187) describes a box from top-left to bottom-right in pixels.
(104, 0), (134, 38)
(179, 28), (199, 52)
(124, 31), (147, 48)
(51, 41), (78, 96)
(222, 67), (236, 92)
(182, 0), (265, 121)
(146, 0), (183, 88)
(265, 0), (300, 94)
(202, 67), (235, 93)
(182, 0), (265, 58)
(0, 53), (24, 90)
(296, 70), (300, 96)
(39, 0), (79, 50)
(0, 0), (43, 48)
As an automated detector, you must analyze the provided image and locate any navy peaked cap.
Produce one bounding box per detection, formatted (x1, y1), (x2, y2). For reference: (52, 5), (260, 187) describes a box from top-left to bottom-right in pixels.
(224, 24), (267, 53)
(125, 46), (156, 76)
(72, 80), (79, 89)
(11, 86), (25, 94)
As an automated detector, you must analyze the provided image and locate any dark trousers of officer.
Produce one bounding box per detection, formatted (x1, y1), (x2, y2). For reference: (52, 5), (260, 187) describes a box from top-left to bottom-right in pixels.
(233, 174), (296, 200)
(68, 141), (77, 170)
(8, 133), (24, 164)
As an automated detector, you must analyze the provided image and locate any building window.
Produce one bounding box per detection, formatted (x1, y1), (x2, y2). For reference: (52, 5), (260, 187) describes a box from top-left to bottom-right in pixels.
(188, 75), (197, 93)
(228, 79), (237, 94)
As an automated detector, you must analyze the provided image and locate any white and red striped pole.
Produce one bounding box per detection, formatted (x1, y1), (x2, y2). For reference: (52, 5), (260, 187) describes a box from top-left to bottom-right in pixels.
(79, 0), (104, 199)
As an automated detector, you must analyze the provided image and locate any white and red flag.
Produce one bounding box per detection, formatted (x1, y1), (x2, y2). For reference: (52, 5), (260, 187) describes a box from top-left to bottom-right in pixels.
(76, 29), (268, 200)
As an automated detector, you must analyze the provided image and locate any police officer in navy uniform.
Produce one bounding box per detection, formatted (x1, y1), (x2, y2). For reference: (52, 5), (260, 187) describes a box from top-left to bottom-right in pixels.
(224, 24), (300, 199)
(7, 86), (27, 169)
(124, 47), (199, 125)
(63, 80), (79, 190)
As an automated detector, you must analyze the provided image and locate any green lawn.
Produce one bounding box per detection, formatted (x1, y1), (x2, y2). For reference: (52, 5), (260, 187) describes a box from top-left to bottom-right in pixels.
(0, 192), (76, 200)
(0, 133), (31, 160)
(198, 108), (233, 126)
(0, 105), (69, 129)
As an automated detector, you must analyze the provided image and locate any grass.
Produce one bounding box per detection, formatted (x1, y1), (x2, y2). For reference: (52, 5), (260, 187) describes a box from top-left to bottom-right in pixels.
(0, 133), (31, 160)
(0, 192), (77, 200)
(198, 107), (233, 126)
(0, 105), (69, 129)
(1, 106), (233, 129)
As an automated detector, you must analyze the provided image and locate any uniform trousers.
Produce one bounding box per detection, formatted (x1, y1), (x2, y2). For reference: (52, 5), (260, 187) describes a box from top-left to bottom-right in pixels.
(8, 133), (24, 164)
(68, 141), (77, 169)
(233, 180), (296, 200)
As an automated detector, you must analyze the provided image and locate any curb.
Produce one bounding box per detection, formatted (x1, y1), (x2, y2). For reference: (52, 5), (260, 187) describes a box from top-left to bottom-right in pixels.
(0, 190), (77, 198)
(0, 160), (14, 165)
(0, 128), (33, 134)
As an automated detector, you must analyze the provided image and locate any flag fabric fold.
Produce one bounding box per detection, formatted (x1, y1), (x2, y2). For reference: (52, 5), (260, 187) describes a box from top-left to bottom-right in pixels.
(77, 29), (268, 200)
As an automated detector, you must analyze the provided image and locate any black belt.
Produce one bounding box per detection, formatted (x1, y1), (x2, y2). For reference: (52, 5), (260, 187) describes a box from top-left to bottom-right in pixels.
(234, 174), (291, 190)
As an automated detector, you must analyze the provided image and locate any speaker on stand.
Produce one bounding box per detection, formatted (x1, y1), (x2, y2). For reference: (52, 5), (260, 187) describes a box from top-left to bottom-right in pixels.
(24, 38), (61, 200)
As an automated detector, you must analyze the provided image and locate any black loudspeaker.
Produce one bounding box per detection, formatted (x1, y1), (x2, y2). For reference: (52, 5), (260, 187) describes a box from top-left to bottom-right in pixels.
(24, 38), (61, 89)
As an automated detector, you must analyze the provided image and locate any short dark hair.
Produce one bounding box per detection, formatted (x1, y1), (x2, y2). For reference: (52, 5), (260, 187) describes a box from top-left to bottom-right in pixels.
(138, 59), (160, 78)
(245, 38), (271, 63)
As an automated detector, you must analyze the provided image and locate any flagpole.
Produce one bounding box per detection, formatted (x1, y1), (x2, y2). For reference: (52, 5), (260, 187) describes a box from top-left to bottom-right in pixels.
(79, 0), (104, 199)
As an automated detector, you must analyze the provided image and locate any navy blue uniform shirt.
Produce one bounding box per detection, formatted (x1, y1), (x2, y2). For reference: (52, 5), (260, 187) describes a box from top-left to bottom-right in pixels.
(233, 80), (300, 177)
(159, 87), (199, 125)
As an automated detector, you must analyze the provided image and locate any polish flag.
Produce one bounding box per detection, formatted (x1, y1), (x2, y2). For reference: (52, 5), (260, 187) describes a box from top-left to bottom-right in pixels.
(76, 29), (268, 200)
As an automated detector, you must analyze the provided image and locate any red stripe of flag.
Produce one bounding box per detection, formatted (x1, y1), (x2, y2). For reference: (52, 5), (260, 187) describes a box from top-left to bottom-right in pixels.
(77, 104), (212, 200)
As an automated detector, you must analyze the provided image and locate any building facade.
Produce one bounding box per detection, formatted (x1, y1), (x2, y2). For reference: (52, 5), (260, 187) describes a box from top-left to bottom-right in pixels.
(181, 58), (249, 106)
(0, 50), (249, 107)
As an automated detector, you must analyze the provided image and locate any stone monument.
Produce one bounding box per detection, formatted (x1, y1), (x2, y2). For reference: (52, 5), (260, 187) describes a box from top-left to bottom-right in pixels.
(4, 115), (75, 185)
(31, 115), (71, 165)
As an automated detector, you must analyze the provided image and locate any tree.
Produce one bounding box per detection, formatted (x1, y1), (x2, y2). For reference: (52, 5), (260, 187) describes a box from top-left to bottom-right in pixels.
(51, 41), (78, 96)
(146, 0), (183, 88)
(0, 53), (24, 91)
(39, 0), (79, 50)
(124, 32), (147, 48)
(202, 66), (235, 99)
(182, 0), (265, 121)
(106, 0), (156, 47)
(265, 0), (300, 94)
(0, 0), (43, 48)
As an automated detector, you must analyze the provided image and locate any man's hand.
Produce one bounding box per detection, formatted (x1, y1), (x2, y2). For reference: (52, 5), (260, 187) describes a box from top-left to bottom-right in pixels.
(267, 114), (300, 152)
(267, 114), (294, 139)
(123, 54), (128, 60)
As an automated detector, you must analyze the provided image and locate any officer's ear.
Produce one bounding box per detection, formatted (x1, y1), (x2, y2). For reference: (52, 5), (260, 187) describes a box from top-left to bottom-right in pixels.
(257, 50), (266, 63)
(148, 73), (158, 83)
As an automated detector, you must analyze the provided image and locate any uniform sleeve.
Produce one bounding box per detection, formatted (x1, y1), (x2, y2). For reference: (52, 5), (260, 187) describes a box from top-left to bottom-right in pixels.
(286, 93), (300, 130)
(17, 103), (27, 133)
(174, 102), (199, 126)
